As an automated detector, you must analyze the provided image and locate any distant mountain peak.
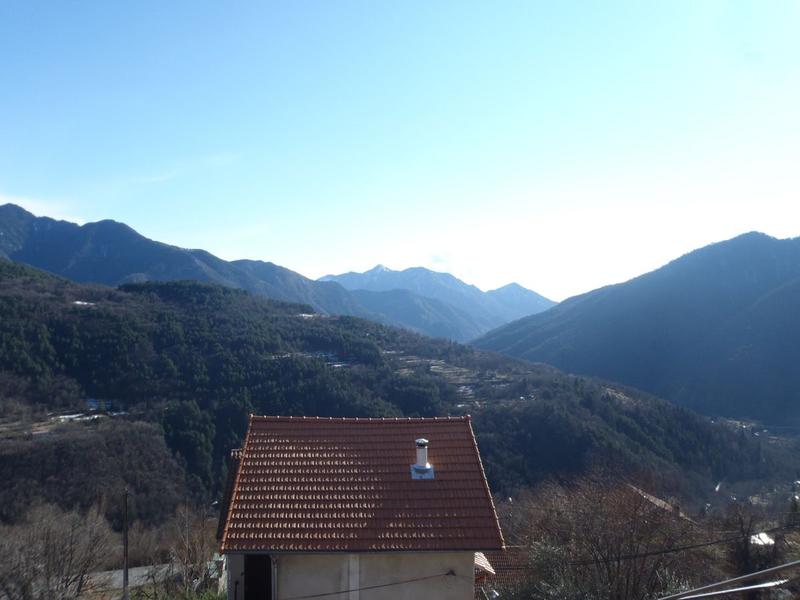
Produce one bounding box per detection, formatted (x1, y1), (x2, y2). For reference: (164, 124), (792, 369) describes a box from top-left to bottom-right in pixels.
(367, 264), (391, 273)
(734, 230), (772, 240)
(493, 282), (525, 292)
(0, 202), (33, 216)
(321, 264), (555, 337)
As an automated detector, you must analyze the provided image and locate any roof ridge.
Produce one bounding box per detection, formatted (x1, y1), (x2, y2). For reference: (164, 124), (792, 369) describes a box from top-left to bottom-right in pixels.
(466, 417), (506, 550)
(250, 415), (471, 423)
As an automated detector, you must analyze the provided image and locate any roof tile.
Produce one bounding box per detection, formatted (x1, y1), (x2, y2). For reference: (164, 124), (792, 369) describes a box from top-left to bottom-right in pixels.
(220, 415), (504, 553)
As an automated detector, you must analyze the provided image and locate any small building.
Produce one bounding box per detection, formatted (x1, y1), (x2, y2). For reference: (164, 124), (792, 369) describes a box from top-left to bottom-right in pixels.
(474, 547), (530, 599)
(218, 415), (504, 600)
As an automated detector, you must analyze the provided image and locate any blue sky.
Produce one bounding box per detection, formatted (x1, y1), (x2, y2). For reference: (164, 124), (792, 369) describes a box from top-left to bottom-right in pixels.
(1, 1), (798, 300)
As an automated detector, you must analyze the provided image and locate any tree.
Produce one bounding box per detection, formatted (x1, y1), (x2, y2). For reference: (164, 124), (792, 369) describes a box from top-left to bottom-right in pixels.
(132, 504), (220, 600)
(170, 505), (217, 596)
(502, 476), (703, 600)
(163, 400), (215, 493)
(0, 504), (114, 600)
(722, 503), (785, 600)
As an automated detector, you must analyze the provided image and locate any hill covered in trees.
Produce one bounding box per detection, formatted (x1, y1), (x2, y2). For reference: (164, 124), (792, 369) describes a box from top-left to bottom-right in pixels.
(475, 232), (800, 424)
(0, 259), (794, 527)
(0, 420), (185, 528)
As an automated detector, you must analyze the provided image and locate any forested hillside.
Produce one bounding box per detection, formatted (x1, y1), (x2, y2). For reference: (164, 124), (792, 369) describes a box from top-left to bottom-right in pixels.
(0, 203), (547, 341)
(0, 260), (793, 528)
(0, 420), (184, 527)
(475, 232), (800, 423)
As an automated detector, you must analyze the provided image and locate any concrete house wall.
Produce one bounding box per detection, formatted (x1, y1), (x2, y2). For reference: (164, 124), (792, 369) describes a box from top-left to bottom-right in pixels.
(226, 551), (474, 600)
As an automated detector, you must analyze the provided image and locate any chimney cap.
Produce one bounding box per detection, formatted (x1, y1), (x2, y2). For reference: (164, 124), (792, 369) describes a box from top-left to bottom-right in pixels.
(415, 438), (429, 447)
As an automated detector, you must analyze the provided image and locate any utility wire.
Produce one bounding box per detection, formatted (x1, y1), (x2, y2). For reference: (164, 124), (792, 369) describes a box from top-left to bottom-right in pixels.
(281, 570), (458, 600)
(657, 558), (800, 600)
(679, 578), (791, 599)
(568, 523), (795, 566)
(502, 524), (797, 569)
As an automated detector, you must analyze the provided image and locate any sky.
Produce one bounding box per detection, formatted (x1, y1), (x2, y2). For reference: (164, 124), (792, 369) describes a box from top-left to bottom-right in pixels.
(1, 1), (799, 301)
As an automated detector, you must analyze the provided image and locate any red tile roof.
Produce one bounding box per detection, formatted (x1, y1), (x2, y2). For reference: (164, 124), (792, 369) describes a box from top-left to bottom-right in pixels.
(475, 547), (530, 598)
(220, 415), (504, 553)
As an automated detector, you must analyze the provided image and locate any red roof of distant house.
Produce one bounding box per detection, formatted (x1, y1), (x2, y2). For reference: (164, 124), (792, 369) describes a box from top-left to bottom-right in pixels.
(475, 547), (530, 598)
(220, 415), (504, 553)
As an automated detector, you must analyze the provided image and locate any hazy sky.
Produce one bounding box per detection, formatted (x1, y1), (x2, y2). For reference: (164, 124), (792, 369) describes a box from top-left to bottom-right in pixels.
(1, 1), (799, 301)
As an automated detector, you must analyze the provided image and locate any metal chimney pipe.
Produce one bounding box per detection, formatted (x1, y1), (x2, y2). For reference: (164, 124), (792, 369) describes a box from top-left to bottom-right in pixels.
(411, 438), (434, 479)
(415, 438), (430, 468)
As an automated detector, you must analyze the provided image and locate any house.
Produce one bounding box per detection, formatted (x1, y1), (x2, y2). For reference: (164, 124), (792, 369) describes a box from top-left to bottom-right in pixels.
(218, 415), (504, 599)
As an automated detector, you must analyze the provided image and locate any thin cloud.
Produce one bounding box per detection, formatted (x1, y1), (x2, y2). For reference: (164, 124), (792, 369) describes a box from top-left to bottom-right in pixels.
(122, 153), (240, 187)
(0, 193), (85, 224)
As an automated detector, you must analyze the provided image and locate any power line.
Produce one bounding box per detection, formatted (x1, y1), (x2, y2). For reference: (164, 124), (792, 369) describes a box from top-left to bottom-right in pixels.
(281, 570), (459, 600)
(679, 578), (791, 599)
(658, 559), (800, 600)
(506, 521), (798, 567)
(374, 526), (796, 575)
(568, 523), (795, 566)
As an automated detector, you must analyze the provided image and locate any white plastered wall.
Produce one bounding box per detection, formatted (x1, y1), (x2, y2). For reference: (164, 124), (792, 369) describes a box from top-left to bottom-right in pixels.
(274, 551), (474, 600)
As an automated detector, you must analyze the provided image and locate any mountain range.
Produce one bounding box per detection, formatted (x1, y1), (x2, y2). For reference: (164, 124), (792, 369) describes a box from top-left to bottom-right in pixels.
(321, 265), (555, 332)
(0, 203), (552, 341)
(475, 232), (800, 424)
(10, 202), (798, 427)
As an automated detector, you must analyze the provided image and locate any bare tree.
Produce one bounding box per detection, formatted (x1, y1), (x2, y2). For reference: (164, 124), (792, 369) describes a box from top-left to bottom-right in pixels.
(503, 476), (706, 600)
(132, 504), (218, 600)
(170, 504), (216, 595)
(128, 520), (169, 569)
(720, 503), (785, 600)
(0, 504), (114, 600)
(0, 520), (34, 600)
